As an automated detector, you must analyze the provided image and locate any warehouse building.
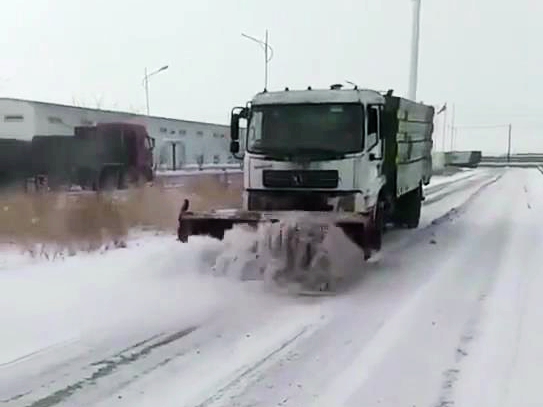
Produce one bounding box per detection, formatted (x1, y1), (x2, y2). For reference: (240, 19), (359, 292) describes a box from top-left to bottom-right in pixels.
(0, 97), (238, 170)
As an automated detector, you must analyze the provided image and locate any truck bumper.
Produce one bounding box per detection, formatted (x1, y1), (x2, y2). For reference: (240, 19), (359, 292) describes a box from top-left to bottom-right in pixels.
(177, 200), (373, 250)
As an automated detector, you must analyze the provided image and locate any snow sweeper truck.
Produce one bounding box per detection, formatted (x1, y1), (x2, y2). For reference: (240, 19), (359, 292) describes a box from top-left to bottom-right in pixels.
(177, 84), (435, 283)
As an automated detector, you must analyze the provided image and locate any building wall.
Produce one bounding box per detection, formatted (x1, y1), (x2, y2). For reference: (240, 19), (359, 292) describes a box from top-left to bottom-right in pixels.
(152, 119), (232, 169)
(0, 99), (36, 141)
(0, 98), (235, 168)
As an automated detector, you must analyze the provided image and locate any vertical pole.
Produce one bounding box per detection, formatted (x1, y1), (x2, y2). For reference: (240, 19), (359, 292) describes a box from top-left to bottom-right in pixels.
(450, 103), (456, 151)
(442, 105), (448, 151)
(172, 143), (177, 171)
(408, 0), (421, 100)
(507, 123), (512, 163)
(264, 29), (269, 90)
(144, 67), (150, 116)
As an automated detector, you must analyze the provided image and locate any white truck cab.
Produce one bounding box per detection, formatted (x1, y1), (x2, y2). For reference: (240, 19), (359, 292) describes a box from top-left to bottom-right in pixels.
(230, 85), (390, 217)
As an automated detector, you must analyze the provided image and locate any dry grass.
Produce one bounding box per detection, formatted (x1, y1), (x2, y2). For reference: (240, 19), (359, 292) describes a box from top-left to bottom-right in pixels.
(0, 173), (243, 257)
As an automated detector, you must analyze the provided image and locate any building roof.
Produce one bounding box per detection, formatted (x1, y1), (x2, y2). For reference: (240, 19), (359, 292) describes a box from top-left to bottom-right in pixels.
(0, 97), (228, 127)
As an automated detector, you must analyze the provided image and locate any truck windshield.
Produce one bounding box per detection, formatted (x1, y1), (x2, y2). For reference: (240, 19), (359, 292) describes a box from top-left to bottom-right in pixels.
(246, 103), (364, 157)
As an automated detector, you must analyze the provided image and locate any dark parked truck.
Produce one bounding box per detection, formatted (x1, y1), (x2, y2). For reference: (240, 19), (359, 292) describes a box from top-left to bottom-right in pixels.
(176, 85), (435, 292)
(0, 139), (32, 190)
(31, 122), (155, 191)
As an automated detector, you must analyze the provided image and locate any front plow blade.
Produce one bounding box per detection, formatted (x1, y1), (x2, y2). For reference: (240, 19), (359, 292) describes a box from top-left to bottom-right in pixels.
(177, 200), (373, 294)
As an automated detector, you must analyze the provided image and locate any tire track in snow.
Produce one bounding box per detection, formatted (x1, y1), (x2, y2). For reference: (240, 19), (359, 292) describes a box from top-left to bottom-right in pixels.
(381, 172), (503, 257)
(450, 168), (543, 407)
(423, 172), (496, 206)
(194, 325), (313, 407)
(423, 169), (492, 197)
(0, 338), (82, 369)
(432, 170), (530, 407)
(90, 300), (329, 407)
(14, 327), (197, 407)
(326, 170), (516, 407)
(433, 294), (487, 407)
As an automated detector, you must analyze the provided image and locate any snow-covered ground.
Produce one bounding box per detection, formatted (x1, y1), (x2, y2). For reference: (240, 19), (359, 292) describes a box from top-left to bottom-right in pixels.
(3, 167), (542, 407)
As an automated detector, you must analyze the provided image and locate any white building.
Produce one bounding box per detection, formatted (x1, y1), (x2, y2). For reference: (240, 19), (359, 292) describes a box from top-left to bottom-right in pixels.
(0, 97), (238, 170)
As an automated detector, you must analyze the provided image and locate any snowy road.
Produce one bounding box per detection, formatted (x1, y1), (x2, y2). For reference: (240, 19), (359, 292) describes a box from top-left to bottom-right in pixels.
(2, 167), (542, 407)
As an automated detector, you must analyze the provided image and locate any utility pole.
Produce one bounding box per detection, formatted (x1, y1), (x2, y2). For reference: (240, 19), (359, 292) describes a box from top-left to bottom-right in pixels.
(144, 67), (150, 115)
(449, 103), (456, 151)
(408, 0), (422, 100)
(507, 123), (512, 163)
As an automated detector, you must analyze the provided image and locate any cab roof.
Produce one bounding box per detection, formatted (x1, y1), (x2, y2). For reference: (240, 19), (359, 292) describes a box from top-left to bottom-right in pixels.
(250, 88), (385, 106)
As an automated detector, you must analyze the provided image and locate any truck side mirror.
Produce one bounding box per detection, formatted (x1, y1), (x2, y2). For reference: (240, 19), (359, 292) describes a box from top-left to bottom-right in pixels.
(230, 140), (240, 154)
(230, 113), (240, 141)
(230, 106), (249, 141)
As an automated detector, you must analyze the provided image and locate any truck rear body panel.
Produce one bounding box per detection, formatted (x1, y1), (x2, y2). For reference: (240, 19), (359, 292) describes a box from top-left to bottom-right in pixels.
(381, 96), (434, 199)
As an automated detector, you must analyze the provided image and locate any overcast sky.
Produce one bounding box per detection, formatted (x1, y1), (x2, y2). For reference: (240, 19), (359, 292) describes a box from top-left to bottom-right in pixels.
(1, 0), (541, 154)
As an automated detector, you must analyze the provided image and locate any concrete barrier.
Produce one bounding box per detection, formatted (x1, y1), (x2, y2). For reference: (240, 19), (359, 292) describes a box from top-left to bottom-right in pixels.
(444, 151), (482, 168)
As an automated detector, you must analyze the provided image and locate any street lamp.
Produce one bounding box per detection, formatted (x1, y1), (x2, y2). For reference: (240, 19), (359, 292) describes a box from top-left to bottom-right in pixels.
(408, 0), (422, 100)
(142, 65), (169, 116)
(241, 30), (274, 90)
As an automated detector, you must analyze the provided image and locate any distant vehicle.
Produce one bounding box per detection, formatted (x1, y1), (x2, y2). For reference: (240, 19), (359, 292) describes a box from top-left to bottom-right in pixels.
(30, 122), (155, 191)
(446, 151), (482, 168)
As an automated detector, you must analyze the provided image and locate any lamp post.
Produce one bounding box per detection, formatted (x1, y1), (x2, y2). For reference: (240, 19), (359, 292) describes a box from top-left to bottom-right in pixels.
(408, 0), (422, 100)
(241, 30), (274, 90)
(142, 65), (169, 116)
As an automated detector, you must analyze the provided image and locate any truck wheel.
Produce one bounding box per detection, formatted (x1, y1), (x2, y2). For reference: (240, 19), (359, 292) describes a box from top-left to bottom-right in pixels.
(405, 185), (422, 229)
(117, 170), (128, 190)
(100, 168), (119, 191)
(371, 199), (385, 250)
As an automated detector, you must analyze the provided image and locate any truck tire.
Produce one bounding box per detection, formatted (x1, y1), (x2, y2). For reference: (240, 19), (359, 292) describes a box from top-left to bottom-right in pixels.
(404, 184), (422, 229)
(99, 168), (119, 191)
(393, 184), (422, 229)
(370, 198), (385, 251)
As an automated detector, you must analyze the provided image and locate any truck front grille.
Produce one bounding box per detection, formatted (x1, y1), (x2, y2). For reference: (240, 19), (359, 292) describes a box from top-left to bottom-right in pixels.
(262, 170), (339, 189)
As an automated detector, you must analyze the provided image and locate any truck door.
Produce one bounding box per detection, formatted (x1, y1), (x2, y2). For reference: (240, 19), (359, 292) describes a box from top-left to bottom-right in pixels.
(364, 104), (386, 201)
(366, 104), (384, 173)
